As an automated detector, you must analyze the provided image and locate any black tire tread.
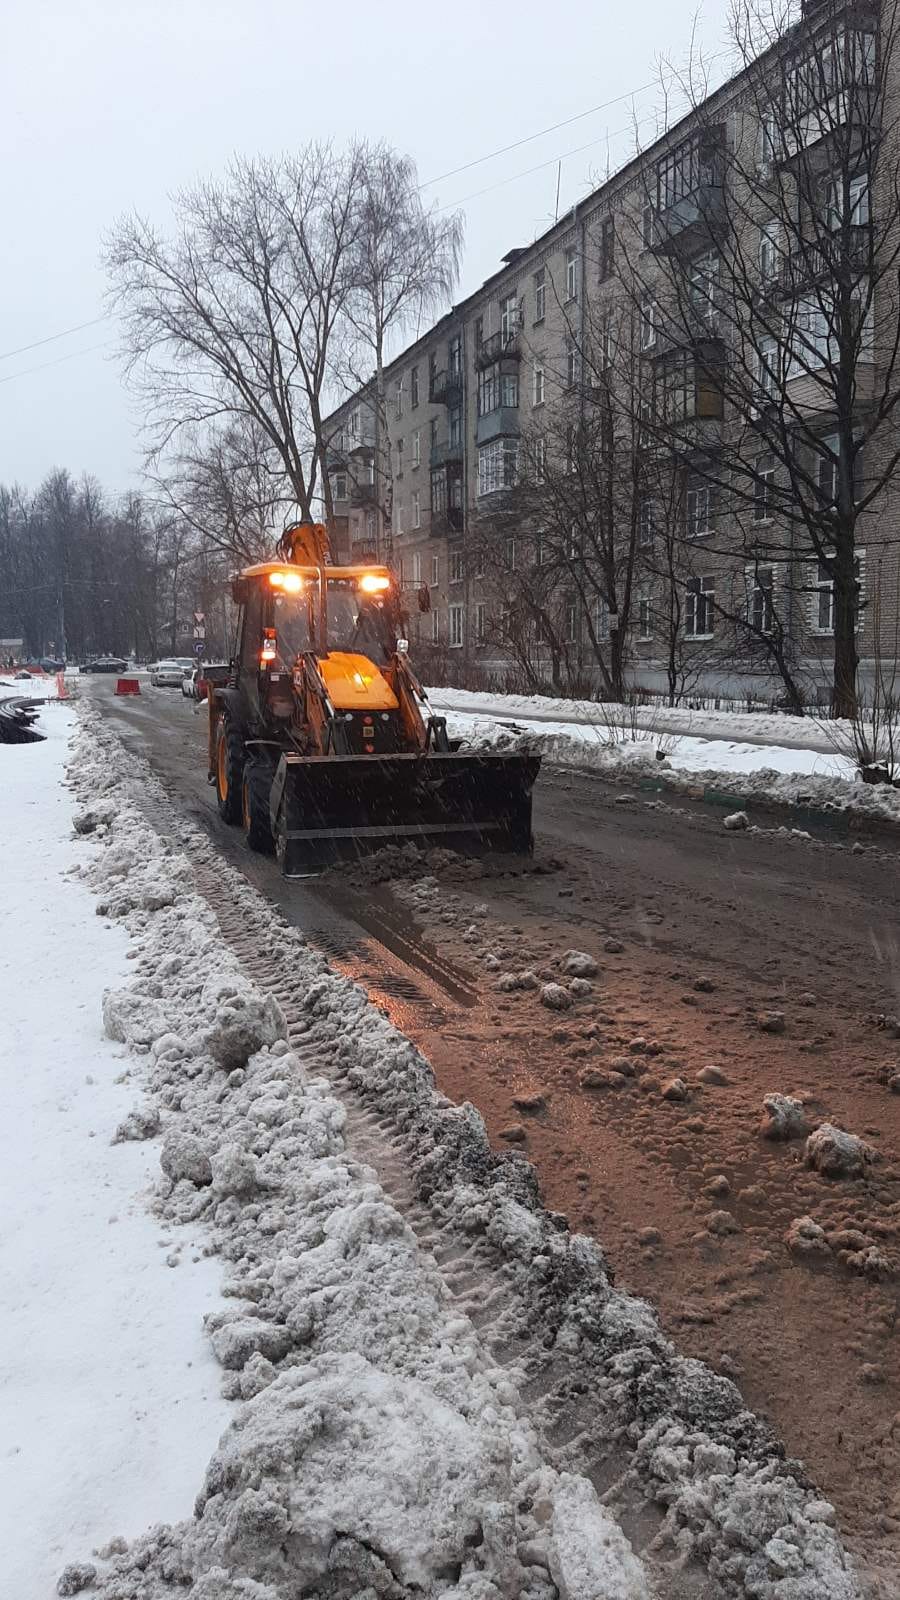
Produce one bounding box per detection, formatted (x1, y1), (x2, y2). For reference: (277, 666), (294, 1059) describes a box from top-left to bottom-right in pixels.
(243, 759), (275, 853)
(216, 721), (245, 824)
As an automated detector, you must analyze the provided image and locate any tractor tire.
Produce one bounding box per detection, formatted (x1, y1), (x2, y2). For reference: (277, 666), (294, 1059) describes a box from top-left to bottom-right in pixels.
(215, 718), (245, 824)
(242, 759), (275, 854)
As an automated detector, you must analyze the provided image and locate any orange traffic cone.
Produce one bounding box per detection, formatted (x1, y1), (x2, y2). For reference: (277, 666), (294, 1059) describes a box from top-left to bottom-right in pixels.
(56, 671), (68, 700)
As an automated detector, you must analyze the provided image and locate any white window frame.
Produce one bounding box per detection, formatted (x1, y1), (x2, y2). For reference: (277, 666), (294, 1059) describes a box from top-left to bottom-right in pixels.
(535, 435), (546, 483)
(754, 461), (775, 523)
(638, 496), (654, 548)
(638, 590), (653, 640)
(506, 536), (517, 571)
(640, 296), (657, 351)
(412, 551), (422, 585)
(474, 602), (486, 644)
(686, 483), (713, 538)
(448, 603), (464, 649)
(431, 607), (440, 643)
(395, 378), (404, 420)
(566, 342), (578, 389)
(474, 548), (485, 579)
(431, 553), (439, 587)
(685, 576), (716, 639)
(478, 439), (518, 497)
(450, 549), (463, 584)
(412, 429), (421, 467)
(534, 268), (546, 323)
(412, 491), (421, 529)
(532, 363), (545, 407)
(395, 437), (404, 476)
(746, 564), (776, 634)
(641, 201), (656, 250)
(500, 293), (518, 341)
(565, 246), (578, 301)
(396, 501), (405, 536)
(808, 550), (866, 635)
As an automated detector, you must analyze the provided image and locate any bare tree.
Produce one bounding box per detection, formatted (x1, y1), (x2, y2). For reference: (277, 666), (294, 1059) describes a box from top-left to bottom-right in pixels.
(152, 418), (290, 565)
(106, 145), (367, 532)
(337, 145), (464, 558)
(619, 0), (900, 716)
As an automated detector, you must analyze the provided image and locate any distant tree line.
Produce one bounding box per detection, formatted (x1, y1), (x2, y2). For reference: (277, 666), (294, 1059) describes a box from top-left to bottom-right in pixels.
(0, 469), (243, 662)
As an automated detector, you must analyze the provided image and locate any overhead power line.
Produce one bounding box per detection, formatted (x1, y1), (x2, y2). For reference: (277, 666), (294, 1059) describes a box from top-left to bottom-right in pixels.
(0, 340), (112, 387)
(0, 315), (109, 363)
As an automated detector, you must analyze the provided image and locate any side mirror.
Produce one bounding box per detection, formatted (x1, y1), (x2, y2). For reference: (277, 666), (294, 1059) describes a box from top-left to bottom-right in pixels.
(396, 638), (409, 655)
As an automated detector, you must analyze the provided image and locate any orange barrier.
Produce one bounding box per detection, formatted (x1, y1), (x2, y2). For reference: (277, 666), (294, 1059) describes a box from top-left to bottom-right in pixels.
(115, 677), (141, 696)
(56, 672), (68, 699)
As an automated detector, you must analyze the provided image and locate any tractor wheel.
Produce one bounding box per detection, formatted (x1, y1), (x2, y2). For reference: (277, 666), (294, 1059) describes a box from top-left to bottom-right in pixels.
(242, 760), (275, 854)
(215, 718), (245, 824)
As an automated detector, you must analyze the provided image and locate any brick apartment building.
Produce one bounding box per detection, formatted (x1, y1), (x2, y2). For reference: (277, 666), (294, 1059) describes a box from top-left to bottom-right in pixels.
(324, 0), (897, 708)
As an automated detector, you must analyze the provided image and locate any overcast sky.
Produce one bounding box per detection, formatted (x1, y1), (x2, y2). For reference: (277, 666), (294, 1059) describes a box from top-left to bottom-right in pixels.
(1, 0), (729, 496)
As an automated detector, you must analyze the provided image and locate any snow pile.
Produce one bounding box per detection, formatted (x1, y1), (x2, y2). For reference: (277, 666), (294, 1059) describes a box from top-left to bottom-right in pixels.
(63, 706), (864, 1599)
(445, 716), (900, 828)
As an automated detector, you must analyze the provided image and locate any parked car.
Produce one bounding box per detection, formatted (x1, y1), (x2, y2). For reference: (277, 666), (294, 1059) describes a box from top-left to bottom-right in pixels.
(183, 661), (227, 700)
(175, 657), (195, 676)
(151, 659), (186, 688)
(80, 656), (127, 674)
(40, 657), (65, 673)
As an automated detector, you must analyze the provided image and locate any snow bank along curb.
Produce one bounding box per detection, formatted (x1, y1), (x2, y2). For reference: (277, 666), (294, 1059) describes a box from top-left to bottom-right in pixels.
(62, 705), (862, 1600)
(444, 717), (900, 832)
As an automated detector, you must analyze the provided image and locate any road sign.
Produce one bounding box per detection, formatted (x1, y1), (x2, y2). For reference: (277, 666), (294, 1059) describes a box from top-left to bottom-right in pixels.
(193, 610), (205, 625)
(193, 625), (206, 640)
(193, 640), (205, 656)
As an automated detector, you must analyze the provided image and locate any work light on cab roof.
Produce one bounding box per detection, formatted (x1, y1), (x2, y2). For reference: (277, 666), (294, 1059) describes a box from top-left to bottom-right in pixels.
(206, 520), (540, 872)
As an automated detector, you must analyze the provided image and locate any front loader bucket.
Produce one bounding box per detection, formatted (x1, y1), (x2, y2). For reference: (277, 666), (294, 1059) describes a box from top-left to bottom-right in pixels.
(270, 750), (541, 875)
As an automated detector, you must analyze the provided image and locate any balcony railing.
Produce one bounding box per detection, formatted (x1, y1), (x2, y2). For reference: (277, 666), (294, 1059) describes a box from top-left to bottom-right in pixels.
(431, 506), (464, 536)
(430, 439), (463, 469)
(774, 224), (870, 293)
(429, 367), (464, 405)
(474, 330), (520, 369)
(653, 127), (725, 255)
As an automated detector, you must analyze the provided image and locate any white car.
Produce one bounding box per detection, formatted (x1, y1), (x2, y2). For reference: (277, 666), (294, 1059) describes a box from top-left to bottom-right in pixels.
(151, 659), (185, 688)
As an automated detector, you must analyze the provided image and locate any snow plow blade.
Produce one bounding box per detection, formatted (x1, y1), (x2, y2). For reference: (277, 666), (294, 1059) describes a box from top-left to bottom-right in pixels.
(271, 749), (541, 874)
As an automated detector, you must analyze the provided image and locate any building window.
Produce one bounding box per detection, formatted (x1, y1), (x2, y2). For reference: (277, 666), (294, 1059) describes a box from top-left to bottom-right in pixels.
(565, 595), (578, 642)
(412, 429), (421, 468)
(566, 342), (579, 389)
(757, 109), (778, 174)
(475, 602), (486, 644)
(757, 335), (779, 403)
(348, 407), (361, 440)
(534, 267), (546, 323)
(449, 406), (462, 447)
(396, 501), (405, 535)
(759, 221), (781, 284)
(500, 293), (518, 342)
(565, 423), (576, 475)
(449, 335), (462, 376)
(532, 363), (545, 407)
(506, 537), (517, 571)
(593, 596), (610, 641)
(412, 551), (422, 585)
(686, 482), (713, 537)
(500, 371), (519, 407)
(474, 548), (485, 578)
(535, 436), (546, 482)
(429, 417), (438, 448)
(827, 170), (870, 230)
(641, 202), (655, 250)
(816, 432), (863, 505)
(411, 366), (419, 408)
(366, 511), (376, 544)
(690, 254), (718, 328)
(431, 553), (439, 586)
(809, 551), (865, 634)
(449, 604), (464, 648)
(478, 439), (518, 496)
(599, 217), (615, 282)
(395, 378), (404, 420)
(747, 566), (776, 632)
(564, 246), (578, 301)
(638, 496), (654, 548)
(640, 296), (657, 351)
(685, 576), (715, 638)
(412, 491), (421, 529)
(755, 458), (775, 522)
(567, 527), (580, 560)
(431, 607), (440, 643)
(395, 437), (404, 476)
(332, 472), (348, 501)
(450, 549), (463, 583)
(478, 363), (499, 416)
(601, 315), (614, 370)
(638, 591), (652, 639)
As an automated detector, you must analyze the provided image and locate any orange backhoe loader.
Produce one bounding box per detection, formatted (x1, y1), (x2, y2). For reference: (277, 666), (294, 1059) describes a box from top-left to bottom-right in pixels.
(207, 522), (540, 874)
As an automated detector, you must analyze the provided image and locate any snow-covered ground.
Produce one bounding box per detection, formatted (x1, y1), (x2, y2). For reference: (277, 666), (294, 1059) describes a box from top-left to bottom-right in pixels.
(0, 694), (866, 1598)
(428, 686), (849, 757)
(426, 686), (900, 824)
(0, 700), (229, 1598)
